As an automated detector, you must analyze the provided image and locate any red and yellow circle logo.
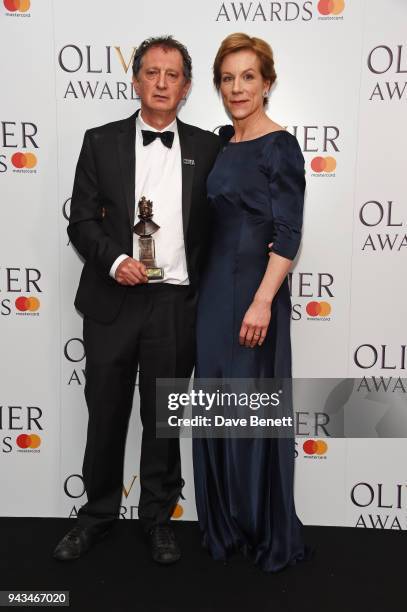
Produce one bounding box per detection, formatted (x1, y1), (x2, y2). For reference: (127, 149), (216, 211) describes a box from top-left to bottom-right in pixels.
(11, 152), (37, 169)
(4, 0), (30, 12)
(172, 504), (184, 519)
(317, 0), (345, 15)
(303, 439), (327, 455)
(17, 434), (41, 449)
(311, 156), (336, 173)
(306, 301), (331, 317)
(15, 296), (40, 312)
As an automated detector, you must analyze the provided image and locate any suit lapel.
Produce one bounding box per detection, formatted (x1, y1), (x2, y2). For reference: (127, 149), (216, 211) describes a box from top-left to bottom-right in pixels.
(117, 110), (138, 227)
(177, 118), (195, 240)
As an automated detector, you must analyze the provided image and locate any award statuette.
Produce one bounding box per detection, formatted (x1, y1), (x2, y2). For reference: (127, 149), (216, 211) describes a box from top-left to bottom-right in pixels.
(133, 196), (164, 280)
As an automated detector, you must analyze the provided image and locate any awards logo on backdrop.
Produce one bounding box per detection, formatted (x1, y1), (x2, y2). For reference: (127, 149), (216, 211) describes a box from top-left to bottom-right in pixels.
(367, 44), (407, 101)
(0, 267), (42, 317)
(64, 338), (85, 387)
(0, 406), (43, 454)
(292, 123), (341, 177)
(1, 0), (406, 528)
(350, 480), (407, 530)
(214, 1), (345, 22)
(288, 271), (335, 322)
(215, 2), (314, 22)
(62, 472), (186, 521)
(0, 121), (39, 174)
(358, 200), (407, 253)
(57, 44), (138, 101)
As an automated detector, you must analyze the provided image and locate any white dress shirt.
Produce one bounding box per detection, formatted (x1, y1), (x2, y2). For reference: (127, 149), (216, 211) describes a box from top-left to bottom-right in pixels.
(109, 113), (189, 285)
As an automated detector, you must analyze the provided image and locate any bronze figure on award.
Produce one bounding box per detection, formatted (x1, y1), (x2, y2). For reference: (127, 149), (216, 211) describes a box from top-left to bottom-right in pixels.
(133, 196), (164, 280)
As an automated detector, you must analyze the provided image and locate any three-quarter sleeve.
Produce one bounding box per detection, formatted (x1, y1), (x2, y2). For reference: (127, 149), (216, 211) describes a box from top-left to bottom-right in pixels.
(263, 132), (305, 261)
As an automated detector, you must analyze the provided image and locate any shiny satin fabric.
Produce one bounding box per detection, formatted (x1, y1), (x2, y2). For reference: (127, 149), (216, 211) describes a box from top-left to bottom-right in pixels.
(193, 130), (308, 572)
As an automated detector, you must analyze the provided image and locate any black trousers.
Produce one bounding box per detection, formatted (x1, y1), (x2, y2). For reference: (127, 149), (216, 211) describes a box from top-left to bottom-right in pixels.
(77, 283), (196, 533)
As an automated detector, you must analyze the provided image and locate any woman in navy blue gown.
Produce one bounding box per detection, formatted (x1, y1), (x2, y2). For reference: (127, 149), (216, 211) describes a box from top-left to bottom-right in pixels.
(193, 33), (308, 572)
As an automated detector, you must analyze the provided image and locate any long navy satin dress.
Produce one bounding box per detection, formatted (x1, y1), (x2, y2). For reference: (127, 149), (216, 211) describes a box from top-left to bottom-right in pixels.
(193, 128), (307, 572)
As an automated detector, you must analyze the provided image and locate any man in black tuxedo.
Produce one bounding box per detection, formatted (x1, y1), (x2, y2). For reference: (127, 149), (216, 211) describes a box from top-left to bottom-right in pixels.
(53, 36), (220, 564)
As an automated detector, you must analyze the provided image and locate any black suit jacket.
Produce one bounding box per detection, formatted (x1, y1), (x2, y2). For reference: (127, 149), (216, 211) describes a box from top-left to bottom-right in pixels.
(68, 110), (220, 323)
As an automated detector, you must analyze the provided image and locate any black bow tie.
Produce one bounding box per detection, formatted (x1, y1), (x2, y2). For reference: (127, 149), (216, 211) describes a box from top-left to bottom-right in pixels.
(141, 130), (174, 149)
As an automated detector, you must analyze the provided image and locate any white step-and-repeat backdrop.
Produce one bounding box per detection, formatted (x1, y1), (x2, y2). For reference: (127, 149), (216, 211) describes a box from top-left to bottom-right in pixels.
(1, 0), (406, 530)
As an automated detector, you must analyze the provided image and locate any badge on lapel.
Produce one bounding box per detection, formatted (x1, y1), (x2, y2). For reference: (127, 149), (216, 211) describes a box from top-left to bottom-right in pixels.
(183, 158), (195, 166)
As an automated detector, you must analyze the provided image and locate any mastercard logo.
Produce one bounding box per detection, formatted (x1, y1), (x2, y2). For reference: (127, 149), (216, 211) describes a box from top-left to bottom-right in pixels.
(17, 433), (41, 449)
(306, 301), (331, 317)
(303, 439), (327, 455)
(317, 0), (345, 15)
(172, 503), (184, 519)
(311, 156), (336, 173)
(15, 296), (40, 312)
(3, 0), (30, 11)
(11, 152), (37, 169)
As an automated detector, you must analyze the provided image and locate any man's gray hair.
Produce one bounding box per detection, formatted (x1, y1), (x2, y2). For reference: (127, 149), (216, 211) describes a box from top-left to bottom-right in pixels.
(132, 35), (192, 81)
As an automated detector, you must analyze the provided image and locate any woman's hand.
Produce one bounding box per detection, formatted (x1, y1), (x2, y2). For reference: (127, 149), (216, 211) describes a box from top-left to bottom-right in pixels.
(239, 298), (272, 348)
